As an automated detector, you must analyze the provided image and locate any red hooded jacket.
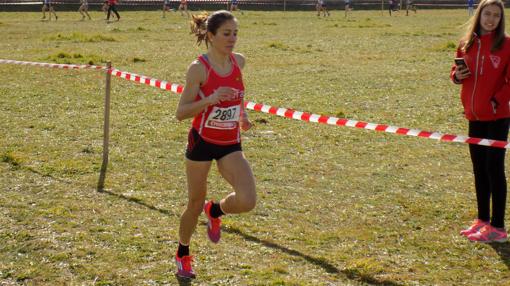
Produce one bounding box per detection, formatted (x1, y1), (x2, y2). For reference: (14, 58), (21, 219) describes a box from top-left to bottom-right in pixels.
(450, 33), (510, 121)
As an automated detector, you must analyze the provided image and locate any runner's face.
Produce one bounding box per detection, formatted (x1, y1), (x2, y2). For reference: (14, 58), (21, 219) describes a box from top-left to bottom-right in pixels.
(209, 20), (238, 54)
(479, 4), (501, 35)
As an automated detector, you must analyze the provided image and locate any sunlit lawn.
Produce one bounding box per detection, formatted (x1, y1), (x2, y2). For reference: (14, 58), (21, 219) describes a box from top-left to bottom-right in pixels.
(1, 9), (510, 285)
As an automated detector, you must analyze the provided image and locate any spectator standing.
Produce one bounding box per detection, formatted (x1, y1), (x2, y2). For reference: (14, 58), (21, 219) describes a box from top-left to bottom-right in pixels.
(452, 0), (510, 243)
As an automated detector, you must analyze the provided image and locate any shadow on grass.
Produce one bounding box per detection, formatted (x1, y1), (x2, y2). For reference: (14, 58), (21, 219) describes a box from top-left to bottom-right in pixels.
(96, 188), (401, 285)
(97, 188), (176, 217)
(489, 241), (510, 270)
(175, 275), (193, 286)
(224, 226), (402, 286)
(225, 226), (339, 273)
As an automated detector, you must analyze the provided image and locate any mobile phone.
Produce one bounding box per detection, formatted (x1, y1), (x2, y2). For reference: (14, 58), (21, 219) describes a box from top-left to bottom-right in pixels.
(454, 58), (470, 75)
(455, 58), (469, 70)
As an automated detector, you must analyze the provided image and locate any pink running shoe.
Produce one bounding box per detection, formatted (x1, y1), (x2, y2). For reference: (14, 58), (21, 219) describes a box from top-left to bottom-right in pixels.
(175, 254), (196, 279)
(468, 225), (508, 243)
(204, 200), (221, 243)
(460, 219), (489, 236)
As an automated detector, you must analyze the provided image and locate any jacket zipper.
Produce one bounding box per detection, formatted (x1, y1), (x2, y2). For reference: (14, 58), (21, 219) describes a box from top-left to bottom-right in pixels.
(480, 55), (484, 75)
(470, 37), (481, 120)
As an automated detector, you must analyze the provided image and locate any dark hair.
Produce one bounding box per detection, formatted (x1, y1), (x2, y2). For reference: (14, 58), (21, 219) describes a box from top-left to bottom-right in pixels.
(460, 0), (506, 52)
(190, 10), (236, 47)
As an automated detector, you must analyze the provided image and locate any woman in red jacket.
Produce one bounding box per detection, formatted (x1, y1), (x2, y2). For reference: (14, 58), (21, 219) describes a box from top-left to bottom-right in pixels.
(451, 0), (510, 243)
(174, 10), (256, 279)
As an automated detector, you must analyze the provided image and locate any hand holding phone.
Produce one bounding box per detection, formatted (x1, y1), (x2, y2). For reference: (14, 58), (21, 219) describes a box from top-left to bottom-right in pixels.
(454, 58), (468, 68)
(454, 57), (471, 80)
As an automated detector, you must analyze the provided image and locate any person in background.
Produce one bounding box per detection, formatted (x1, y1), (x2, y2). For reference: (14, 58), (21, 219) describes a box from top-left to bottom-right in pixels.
(101, 0), (109, 16)
(452, 0), (510, 243)
(468, 0), (475, 16)
(41, 0), (58, 21)
(345, 0), (352, 17)
(162, 0), (173, 18)
(230, 0), (243, 14)
(106, 0), (120, 22)
(78, 0), (92, 20)
(388, 0), (398, 16)
(316, 0), (330, 17)
(174, 10), (256, 279)
(178, 0), (190, 17)
(406, 0), (417, 15)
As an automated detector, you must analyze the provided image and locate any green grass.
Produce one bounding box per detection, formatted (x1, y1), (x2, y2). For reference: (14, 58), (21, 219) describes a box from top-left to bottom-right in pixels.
(43, 32), (117, 42)
(1, 9), (510, 285)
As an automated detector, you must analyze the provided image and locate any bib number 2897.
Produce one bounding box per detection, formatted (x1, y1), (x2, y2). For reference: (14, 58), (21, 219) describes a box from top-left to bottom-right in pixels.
(206, 106), (240, 129)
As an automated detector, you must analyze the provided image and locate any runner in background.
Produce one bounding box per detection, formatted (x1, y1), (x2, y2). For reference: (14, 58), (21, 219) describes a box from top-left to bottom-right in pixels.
(468, 0), (475, 16)
(406, 0), (416, 15)
(41, 0), (58, 21)
(178, 0), (190, 17)
(316, 0), (330, 17)
(78, 0), (92, 20)
(106, 0), (120, 22)
(345, 0), (352, 17)
(162, 0), (173, 18)
(388, 0), (398, 15)
(101, 0), (109, 16)
(230, 0), (243, 14)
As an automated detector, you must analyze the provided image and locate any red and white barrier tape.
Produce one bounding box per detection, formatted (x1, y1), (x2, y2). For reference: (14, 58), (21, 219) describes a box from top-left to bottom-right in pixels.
(115, 69), (510, 149)
(2, 58), (509, 149)
(0, 59), (184, 93)
(0, 59), (106, 71)
(244, 102), (510, 149)
(120, 68), (510, 149)
(109, 69), (184, 94)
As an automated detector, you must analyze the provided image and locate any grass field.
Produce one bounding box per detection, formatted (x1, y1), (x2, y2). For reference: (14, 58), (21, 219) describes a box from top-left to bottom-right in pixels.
(1, 8), (510, 285)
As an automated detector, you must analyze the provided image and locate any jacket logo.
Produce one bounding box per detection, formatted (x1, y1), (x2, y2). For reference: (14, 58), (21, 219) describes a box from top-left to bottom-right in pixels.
(490, 55), (501, 69)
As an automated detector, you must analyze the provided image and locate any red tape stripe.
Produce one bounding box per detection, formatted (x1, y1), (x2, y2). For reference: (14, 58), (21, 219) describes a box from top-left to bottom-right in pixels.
(3, 58), (509, 149)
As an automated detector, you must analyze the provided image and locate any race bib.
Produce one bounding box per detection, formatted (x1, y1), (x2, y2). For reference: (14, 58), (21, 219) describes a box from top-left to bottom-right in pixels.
(206, 105), (240, 130)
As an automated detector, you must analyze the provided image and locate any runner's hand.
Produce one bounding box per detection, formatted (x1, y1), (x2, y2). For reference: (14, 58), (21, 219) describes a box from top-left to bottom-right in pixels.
(240, 116), (252, 131)
(455, 65), (471, 81)
(208, 87), (236, 105)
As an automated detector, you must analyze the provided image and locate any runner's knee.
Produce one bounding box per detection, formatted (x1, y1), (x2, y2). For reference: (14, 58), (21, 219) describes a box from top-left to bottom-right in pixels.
(237, 191), (256, 212)
(187, 197), (205, 215)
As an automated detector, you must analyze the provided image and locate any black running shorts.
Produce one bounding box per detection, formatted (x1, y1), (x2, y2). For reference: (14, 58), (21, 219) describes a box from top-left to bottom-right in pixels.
(185, 128), (242, 161)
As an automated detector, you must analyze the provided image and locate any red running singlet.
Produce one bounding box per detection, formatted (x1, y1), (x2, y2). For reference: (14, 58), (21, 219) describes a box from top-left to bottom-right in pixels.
(191, 54), (245, 145)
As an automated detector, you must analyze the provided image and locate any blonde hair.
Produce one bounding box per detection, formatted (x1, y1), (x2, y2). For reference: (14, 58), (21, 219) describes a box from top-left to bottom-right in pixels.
(190, 10), (236, 48)
(460, 0), (506, 52)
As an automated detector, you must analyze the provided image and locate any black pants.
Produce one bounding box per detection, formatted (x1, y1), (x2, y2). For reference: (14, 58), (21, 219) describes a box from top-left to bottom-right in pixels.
(468, 118), (510, 228)
(107, 4), (120, 20)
